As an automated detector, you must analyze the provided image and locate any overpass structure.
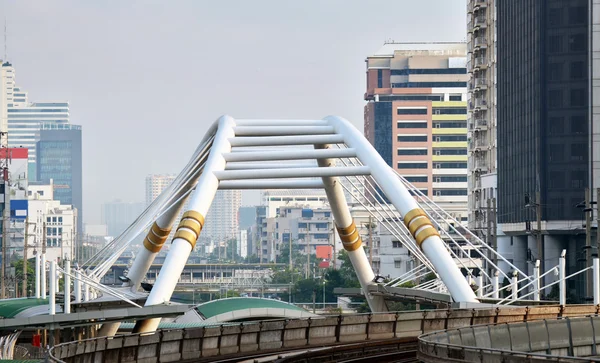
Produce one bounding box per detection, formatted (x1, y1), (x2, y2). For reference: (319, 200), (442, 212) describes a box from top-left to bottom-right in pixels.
(6, 116), (600, 359)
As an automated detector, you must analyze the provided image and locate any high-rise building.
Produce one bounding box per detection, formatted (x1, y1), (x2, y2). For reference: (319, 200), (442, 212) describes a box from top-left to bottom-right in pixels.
(364, 42), (469, 221)
(36, 123), (83, 235)
(101, 200), (145, 237)
(495, 1), (595, 286)
(203, 190), (242, 242)
(0, 62), (70, 180)
(145, 174), (176, 207)
(466, 0), (497, 233)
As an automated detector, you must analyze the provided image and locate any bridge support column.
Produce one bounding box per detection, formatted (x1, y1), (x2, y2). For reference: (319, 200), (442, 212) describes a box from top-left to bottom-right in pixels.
(35, 254), (40, 299)
(533, 260), (540, 301)
(74, 270), (81, 303)
(594, 258), (599, 305)
(511, 271), (518, 301)
(492, 271), (499, 299)
(477, 275), (483, 298)
(64, 260), (71, 314)
(41, 254), (46, 299)
(559, 249), (566, 305)
(49, 260), (56, 315)
(133, 116), (236, 334)
(326, 116), (478, 303)
(315, 144), (387, 312)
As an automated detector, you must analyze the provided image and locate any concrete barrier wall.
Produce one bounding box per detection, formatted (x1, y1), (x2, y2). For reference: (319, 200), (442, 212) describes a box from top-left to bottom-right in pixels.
(49, 304), (600, 363)
(419, 314), (600, 362)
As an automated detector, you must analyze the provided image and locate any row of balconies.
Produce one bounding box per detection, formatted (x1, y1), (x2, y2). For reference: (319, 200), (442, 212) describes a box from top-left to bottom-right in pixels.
(468, 119), (488, 131)
(469, 139), (489, 150)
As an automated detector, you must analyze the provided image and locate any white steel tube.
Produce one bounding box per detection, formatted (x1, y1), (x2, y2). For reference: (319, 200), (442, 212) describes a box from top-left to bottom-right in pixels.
(74, 270), (81, 303)
(559, 249), (566, 305)
(223, 148), (356, 162)
(326, 116), (478, 303)
(511, 273), (518, 301)
(134, 115), (236, 333)
(225, 162), (319, 170)
(233, 125), (335, 136)
(594, 258), (599, 305)
(533, 260), (540, 301)
(315, 144), (387, 312)
(84, 281), (90, 302)
(41, 254), (46, 299)
(235, 119), (326, 127)
(492, 271), (499, 299)
(126, 192), (193, 290)
(477, 275), (483, 298)
(229, 134), (344, 147)
(219, 179), (324, 190)
(35, 254), (40, 299)
(214, 166), (370, 180)
(49, 261), (56, 315)
(64, 260), (71, 314)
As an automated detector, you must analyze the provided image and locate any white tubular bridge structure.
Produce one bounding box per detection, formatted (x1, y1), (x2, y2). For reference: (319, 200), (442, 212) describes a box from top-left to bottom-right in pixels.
(81, 115), (494, 335)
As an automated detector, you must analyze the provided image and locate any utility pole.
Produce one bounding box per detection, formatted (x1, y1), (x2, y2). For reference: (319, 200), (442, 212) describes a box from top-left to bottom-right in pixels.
(22, 216), (28, 297)
(331, 222), (336, 270)
(596, 188), (600, 256)
(288, 231), (292, 271)
(536, 191), (543, 275)
(368, 215), (373, 267)
(306, 234), (310, 279)
(486, 198), (492, 276)
(586, 188), (593, 297)
(492, 197), (498, 268)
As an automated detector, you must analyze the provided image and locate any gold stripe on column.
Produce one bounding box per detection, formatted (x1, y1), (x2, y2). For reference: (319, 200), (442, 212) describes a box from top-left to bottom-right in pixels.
(336, 220), (363, 252)
(403, 208), (440, 248)
(173, 210), (205, 249)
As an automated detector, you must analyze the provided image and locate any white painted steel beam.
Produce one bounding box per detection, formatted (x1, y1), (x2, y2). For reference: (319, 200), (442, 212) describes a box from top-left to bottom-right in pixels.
(219, 179), (324, 189)
(225, 162), (318, 170)
(229, 134), (344, 147)
(235, 119), (326, 126)
(35, 254), (40, 299)
(214, 166), (370, 180)
(64, 260), (71, 314)
(41, 254), (46, 299)
(233, 126), (335, 136)
(134, 115), (236, 334)
(594, 258), (599, 305)
(49, 261), (56, 315)
(223, 148), (357, 162)
(325, 116), (478, 303)
(559, 249), (566, 305)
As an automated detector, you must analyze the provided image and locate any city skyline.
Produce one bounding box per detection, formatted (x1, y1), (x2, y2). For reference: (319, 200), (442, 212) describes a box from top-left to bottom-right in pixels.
(0, 0), (467, 224)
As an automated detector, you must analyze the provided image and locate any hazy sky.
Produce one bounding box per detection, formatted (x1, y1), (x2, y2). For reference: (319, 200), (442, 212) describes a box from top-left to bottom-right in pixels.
(0, 0), (466, 225)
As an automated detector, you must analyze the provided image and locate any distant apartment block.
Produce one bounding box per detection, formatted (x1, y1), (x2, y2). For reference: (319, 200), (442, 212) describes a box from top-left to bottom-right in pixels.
(364, 42), (469, 222)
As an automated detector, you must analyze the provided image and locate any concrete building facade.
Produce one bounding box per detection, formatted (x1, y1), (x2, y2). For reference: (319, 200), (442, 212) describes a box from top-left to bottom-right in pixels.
(364, 42), (469, 223)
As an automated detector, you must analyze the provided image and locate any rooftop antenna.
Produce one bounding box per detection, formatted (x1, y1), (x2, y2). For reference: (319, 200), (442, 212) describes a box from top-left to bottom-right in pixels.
(3, 17), (6, 60)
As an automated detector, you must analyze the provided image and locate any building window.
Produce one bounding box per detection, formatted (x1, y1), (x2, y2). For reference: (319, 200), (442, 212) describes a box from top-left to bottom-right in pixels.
(436, 176), (468, 182)
(397, 122), (427, 128)
(433, 121), (467, 128)
(404, 176), (428, 183)
(570, 61), (585, 79)
(569, 6), (587, 24)
(432, 108), (467, 115)
(392, 241), (402, 248)
(549, 117), (564, 134)
(397, 149), (427, 155)
(549, 7), (562, 26)
(548, 62), (563, 81)
(397, 135), (427, 142)
(571, 115), (586, 134)
(394, 260), (402, 269)
(433, 162), (467, 169)
(377, 69), (383, 88)
(434, 135), (467, 142)
(392, 82), (467, 88)
(569, 34), (586, 52)
(449, 95), (462, 101)
(409, 189), (429, 196)
(571, 170), (586, 188)
(570, 89), (586, 107)
(434, 148), (466, 155)
(571, 143), (586, 161)
(434, 189), (468, 196)
(549, 35), (562, 53)
(549, 144), (565, 162)
(397, 108), (427, 115)
(548, 89), (563, 108)
(391, 68), (466, 75)
(397, 162), (428, 169)
(549, 171), (565, 189)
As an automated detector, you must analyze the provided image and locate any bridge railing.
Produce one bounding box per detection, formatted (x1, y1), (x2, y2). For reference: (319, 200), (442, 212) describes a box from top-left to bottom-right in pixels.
(49, 305), (600, 363)
(419, 315), (600, 362)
